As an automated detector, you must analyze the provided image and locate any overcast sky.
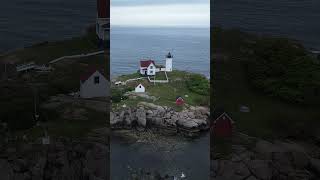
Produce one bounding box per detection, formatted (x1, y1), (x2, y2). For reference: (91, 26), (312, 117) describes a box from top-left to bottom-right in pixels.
(111, 0), (210, 27)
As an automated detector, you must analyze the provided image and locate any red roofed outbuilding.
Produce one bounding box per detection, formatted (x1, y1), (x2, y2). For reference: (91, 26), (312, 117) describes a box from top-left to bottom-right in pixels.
(176, 96), (185, 106)
(212, 112), (234, 137)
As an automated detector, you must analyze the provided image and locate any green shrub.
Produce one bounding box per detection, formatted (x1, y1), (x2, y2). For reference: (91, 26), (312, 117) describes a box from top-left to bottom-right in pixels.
(193, 96), (210, 106)
(111, 88), (123, 103)
(246, 37), (320, 104)
(111, 85), (135, 103)
(124, 86), (134, 92)
(186, 74), (209, 96)
(2, 104), (35, 130)
(0, 88), (36, 130)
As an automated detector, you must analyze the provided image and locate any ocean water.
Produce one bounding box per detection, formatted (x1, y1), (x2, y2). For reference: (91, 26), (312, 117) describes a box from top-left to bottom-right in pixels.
(110, 27), (210, 77)
(0, 0), (96, 53)
(212, 0), (320, 50)
(2, 0), (319, 53)
(110, 133), (210, 180)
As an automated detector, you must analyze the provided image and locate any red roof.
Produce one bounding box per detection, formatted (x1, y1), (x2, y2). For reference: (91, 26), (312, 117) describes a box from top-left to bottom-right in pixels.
(176, 97), (184, 106)
(80, 67), (104, 82)
(140, 60), (155, 68)
(97, 0), (109, 18)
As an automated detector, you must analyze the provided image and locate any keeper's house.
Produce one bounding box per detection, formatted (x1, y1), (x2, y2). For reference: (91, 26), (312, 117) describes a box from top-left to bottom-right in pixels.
(139, 60), (156, 76)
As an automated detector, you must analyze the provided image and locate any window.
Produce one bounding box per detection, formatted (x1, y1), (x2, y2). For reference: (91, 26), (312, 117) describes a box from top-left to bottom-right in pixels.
(94, 76), (100, 84)
(150, 65), (153, 69)
(150, 70), (153, 74)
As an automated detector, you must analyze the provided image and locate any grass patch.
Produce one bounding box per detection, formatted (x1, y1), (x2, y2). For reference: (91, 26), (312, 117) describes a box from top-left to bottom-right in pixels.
(154, 71), (167, 80)
(0, 26), (100, 64)
(48, 55), (106, 94)
(113, 70), (209, 110)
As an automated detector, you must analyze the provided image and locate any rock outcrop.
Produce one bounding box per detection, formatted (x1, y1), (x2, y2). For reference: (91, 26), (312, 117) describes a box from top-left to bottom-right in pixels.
(0, 126), (110, 180)
(211, 133), (320, 180)
(0, 138), (109, 180)
(111, 103), (209, 137)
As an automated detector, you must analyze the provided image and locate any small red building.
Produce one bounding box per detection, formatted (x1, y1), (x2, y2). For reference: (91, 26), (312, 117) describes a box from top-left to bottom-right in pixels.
(176, 96), (185, 106)
(212, 112), (234, 137)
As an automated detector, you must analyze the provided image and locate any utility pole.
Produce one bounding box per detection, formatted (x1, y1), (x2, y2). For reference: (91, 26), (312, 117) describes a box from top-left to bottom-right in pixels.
(32, 84), (50, 145)
(33, 86), (40, 125)
(4, 63), (7, 80)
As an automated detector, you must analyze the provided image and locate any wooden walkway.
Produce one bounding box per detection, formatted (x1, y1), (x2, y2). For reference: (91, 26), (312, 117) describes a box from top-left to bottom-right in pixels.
(49, 50), (104, 64)
(124, 77), (147, 84)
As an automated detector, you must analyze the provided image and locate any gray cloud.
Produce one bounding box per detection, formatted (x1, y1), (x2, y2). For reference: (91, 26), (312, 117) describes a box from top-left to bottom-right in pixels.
(111, 0), (210, 27)
(111, 0), (209, 6)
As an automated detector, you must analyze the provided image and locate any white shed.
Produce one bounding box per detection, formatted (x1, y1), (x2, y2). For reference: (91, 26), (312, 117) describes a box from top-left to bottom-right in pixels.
(135, 84), (145, 93)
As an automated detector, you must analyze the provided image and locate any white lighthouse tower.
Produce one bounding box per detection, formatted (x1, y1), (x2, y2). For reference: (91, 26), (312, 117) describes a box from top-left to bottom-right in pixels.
(165, 52), (173, 72)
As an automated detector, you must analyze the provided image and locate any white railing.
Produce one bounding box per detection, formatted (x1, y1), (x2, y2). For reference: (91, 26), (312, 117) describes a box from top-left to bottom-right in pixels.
(148, 79), (169, 83)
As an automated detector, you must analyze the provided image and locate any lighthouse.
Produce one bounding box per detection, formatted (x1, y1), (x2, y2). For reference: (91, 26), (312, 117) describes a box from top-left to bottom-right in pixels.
(96, 0), (110, 41)
(165, 52), (173, 72)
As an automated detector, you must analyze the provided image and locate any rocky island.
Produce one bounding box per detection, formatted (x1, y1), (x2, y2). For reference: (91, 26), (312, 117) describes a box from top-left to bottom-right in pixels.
(111, 102), (209, 137)
(111, 70), (210, 137)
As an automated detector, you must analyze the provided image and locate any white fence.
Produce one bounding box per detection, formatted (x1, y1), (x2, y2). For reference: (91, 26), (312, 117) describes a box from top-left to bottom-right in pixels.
(147, 71), (169, 83)
(148, 78), (169, 83)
